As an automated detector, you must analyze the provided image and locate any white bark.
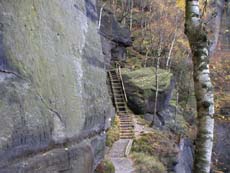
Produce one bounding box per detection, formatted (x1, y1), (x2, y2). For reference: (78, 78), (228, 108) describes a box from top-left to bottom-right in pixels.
(151, 35), (162, 126)
(185, 1), (215, 172)
(166, 16), (178, 69)
(129, 0), (133, 31)
(98, 3), (106, 30)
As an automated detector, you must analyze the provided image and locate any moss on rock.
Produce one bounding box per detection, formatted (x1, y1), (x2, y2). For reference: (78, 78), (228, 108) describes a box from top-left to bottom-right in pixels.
(122, 67), (172, 92)
(121, 67), (173, 114)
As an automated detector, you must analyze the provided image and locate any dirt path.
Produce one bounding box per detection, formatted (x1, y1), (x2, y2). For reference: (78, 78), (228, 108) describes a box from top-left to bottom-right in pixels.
(108, 139), (135, 173)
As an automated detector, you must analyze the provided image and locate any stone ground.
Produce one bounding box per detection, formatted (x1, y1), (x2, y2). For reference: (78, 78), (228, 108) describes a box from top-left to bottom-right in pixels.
(107, 116), (153, 173)
(108, 139), (135, 173)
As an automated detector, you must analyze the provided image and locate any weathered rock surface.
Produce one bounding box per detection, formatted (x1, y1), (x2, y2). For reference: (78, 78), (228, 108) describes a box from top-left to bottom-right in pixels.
(174, 138), (194, 173)
(0, 0), (114, 172)
(121, 67), (174, 114)
(97, 2), (132, 67)
(212, 119), (230, 172)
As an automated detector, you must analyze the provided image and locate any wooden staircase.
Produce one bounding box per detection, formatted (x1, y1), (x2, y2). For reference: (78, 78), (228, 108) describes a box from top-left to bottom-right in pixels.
(108, 68), (134, 139)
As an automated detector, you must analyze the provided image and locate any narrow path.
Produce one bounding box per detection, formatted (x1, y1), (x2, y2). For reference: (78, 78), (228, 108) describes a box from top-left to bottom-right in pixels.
(109, 139), (135, 173)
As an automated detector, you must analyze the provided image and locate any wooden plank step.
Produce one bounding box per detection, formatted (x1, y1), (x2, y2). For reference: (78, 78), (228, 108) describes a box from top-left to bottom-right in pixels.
(117, 107), (127, 110)
(113, 87), (122, 89)
(120, 135), (133, 138)
(117, 105), (126, 107)
(115, 98), (125, 101)
(118, 109), (127, 111)
(120, 137), (133, 139)
(115, 102), (126, 105)
(120, 134), (133, 137)
(117, 107), (126, 110)
(114, 94), (124, 96)
(118, 111), (128, 114)
(119, 115), (132, 118)
(114, 100), (125, 103)
(120, 120), (132, 122)
(113, 89), (122, 92)
(110, 77), (119, 80)
(120, 124), (132, 127)
(120, 121), (132, 124)
(120, 118), (132, 121)
(120, 120), (132, 123)
(120, 130), (133, 133)
(120, 134), (134, 137)
(120, 122), (132, 124)
(120, 117), (132, 120)
(120, 127), (132, 129)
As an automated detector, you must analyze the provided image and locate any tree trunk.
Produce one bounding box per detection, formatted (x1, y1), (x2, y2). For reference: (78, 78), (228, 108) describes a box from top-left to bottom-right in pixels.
(151, 34), (162, 127)
(129, 0), (133, 31)
(166, 15), (178, 69)
(185, 1), (215, 172)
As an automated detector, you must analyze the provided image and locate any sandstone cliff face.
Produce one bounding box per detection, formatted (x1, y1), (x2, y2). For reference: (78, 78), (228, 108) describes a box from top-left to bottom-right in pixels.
(0, 0), (114, 172)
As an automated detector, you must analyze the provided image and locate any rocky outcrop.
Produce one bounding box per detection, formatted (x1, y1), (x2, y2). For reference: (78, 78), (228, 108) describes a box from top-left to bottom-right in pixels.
(96, 2), (132, 67)
(121, 67), (174, 114)
(174, 138), (194, 173)
(212, 119), (230, 172)
(0, 0), (114, 172)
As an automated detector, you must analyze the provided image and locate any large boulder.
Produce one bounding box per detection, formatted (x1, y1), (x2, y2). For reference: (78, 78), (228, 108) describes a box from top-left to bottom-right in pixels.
(0, 0), (114, 172)
(121, 67), (174, 114)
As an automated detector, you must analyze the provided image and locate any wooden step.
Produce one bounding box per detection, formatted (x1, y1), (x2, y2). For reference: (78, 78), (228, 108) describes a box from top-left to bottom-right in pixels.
(117, 107), (126, 109)
(113, 89), (123, 92)
(120, 121), (132, 124)
(120, 137), (133, 139)
(113, 87), (122, 89)
(120, 134), (133, 137)
(114, 94), (124, 97)
(115, 102), (126, 105)
(120, 123), (133, 126)
(120, 119), (132, 122)
(119, 116), (132, 119)
(120, 129), (133, 132)
(115, 99), (125, 102)
(113, 83), (121, 88)
(118, 111), (128, 113)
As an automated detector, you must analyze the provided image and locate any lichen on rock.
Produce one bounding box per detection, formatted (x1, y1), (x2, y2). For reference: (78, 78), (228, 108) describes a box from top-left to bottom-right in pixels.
(0, 0), (114, 172)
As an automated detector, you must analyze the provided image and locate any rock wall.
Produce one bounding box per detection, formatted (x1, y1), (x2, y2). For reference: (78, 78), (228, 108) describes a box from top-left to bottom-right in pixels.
(213, 119), (230, 172)
(96, 1), (132, 67)
(0, 0), (114, 172)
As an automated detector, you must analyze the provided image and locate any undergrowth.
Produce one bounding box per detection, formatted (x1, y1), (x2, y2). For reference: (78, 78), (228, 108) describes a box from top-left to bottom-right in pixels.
(131, 152), (167, 173)
(95, 159), (115, 173)
(106, 116), (120, 147)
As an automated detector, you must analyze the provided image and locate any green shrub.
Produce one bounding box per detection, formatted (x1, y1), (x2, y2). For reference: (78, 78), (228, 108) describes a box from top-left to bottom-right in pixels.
(95, 159), (115, 173)
(106, 116), (120, 147)
(131, 152), (167, 173)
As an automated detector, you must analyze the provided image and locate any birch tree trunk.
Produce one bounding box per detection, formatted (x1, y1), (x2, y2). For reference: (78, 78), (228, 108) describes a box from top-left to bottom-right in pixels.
(185, 1), (215, 172)
(166, 16), (178, 69)
(129, 0), (133, 31)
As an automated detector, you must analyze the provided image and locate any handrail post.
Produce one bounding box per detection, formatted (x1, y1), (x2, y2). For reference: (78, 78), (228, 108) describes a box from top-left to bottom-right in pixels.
(118, 65), (128, 103)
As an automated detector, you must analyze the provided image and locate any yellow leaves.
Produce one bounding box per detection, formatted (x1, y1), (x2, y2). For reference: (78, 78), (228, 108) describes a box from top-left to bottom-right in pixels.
(176, 0), (185, 11)
(177, 38), (189, 49)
